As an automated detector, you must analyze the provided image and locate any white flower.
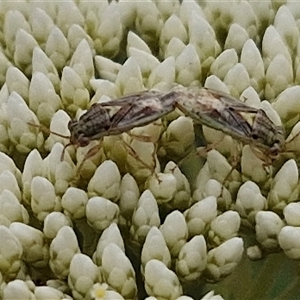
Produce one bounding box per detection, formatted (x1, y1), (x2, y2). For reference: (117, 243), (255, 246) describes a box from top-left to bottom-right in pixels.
(93, 223), (125, 266)
(255, 211), (284, 250)
(176, 235), (207, 281)
(86, 196), (119, 232)
(68, 253), (100, 299)
(184, 196), (217, 238)
(88, 160), (121, 202)
(160, 210), (188, 257)
(130, 190), (160, 245)
(144, 259), (182, 299)
(206, 237), (244, 281)
(49, 226), (80, 279)
(101, 243), (137, 299)
(141, 226), (171, 276)
(278, 226), (300, 259)
(0, 226), (23, 280)
(10, 222), (49, 268)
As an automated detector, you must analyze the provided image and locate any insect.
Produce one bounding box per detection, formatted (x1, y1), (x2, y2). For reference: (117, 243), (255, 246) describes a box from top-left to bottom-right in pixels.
(169, 86), (286, 166)
(29, 86), (288, 177)
(28, 90), (177, 172)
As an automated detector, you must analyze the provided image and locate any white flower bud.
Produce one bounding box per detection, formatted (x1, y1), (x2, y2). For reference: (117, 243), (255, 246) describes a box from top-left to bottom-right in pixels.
(160, 15), (188, 54)
(49, 226), (80, 279)
(141, 227), (171, 276)
(201, 290), (225, 300)
(86, 197), (119, 232)
(176, 235), (207, 281)
(69, 39), (94, 88)
(42, 110), (71, 153)
(176, 44), (202, 86)
(68, 23), (94, 53)
(68, 253), (100, 299)
(241, 145), (269, 184)
(128, 48), (159, 80)
(163, 162), (191, 210)
(0, 190), (29, 224)
(144, 259), (182, 299)
(274, 6), (298, 53)
(208, 211), (241, 246)
(34, 286), (64, 300)
(130, 190), (160, 245)
(61, 187), (88, 220)
(235, 181), (267, 226)
(115, 57), (144, 95)
(285, 121), (300, 154)
(224, 23), (249, 54)
(210, 49), (238, 81)
(146, 173), (176, 205)
(60, 66), (90, 114)
(0, 170), (21, 201)
(43, 212), (72, 240)
(6, 66), (29, 103)
(0, 152), (21, 184)
(283, 202), (300, 226)
(31, 176), (62, 221)
(3, 279), (35, 300)
(123, 135), (158, 181)
(206, 237), (244, 281)
(4, 10), (31, 54)
(160, 116), (195, 160)
(223, 63), (250, 98)
(14, 29), (38, 75)
(148, 57), (176, 88)
(29, 72), (61, 126)
(164, 37), (186, 59)
(268, 159), (299, 212)
(32, 47), (60, 92)
(0, 226), (23, 280)
(10, 222), (49, 268)
(94, 56), (121, 82)
(101, 243), (137, 299)
(205, 150), (241, 192)
(29, 7), (54, 43)
(265, 53), (293, 100)
(45, 26), (70, 71)
(193, 179), (232, 211)
(119, 173), (140, 224)
(135, 1), (163, 42)
(95, 5), (123, 57)
(246, 245), (262, 260)
(88, 160), (121, 202)
(127, 31), (152, 54)
(278, 226), (300, 259)
(160, 210), (188, 257)
(188, 11), (221, 64)
(273, 86), (300, 125)
(255, 211), (284, 250)
(184, 196), (217, 238)
(93, 223), (125, 266)
(240, 39), (265, 93)
(22, 149), (44, 205)
(262, 26), (291, 70)
(6, 92), (44, 153)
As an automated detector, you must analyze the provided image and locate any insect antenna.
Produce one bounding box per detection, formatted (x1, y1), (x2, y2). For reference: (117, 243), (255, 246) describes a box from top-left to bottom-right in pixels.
(27, 122), (70, 139)
(28, 122), (72, 161)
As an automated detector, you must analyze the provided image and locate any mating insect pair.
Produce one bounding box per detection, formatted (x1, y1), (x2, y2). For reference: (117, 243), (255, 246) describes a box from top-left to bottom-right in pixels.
(29, 86), (289, 178)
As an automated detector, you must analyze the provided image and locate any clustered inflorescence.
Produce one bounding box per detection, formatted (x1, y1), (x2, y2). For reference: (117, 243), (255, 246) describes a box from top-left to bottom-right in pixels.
(0, 1), (300, 299)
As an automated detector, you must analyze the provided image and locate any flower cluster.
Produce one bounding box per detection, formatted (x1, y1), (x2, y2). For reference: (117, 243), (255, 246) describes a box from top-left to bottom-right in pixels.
(0, 0), (300, 299)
